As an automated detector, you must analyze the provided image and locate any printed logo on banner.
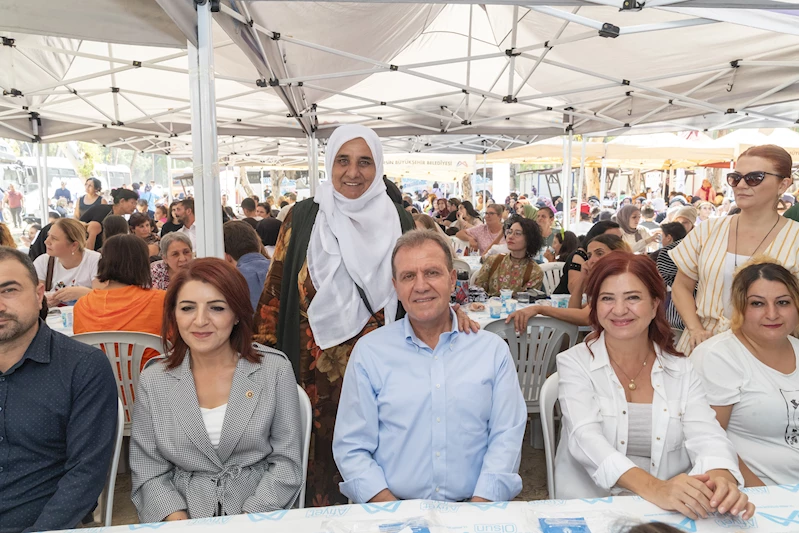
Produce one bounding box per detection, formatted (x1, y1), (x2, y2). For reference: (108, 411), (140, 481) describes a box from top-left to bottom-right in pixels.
(361, 501), (403, 514)
(579, 497), (613, 504)
(474, 524), (517, 533)
(760, 510), (799, 527)
(188, 517), (233, 526)
(528, 500), (566, 506)
(247, 509), (289, 522)
(779, 484), (799, 493)
(420, 502), (461, 513)
(714, 515), (757, 529)
(468, 502), (509, 511)
(305, 507), (351, 518)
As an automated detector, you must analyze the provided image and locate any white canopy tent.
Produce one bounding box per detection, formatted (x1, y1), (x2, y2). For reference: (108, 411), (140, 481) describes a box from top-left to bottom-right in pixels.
(2, 0), (799, 247)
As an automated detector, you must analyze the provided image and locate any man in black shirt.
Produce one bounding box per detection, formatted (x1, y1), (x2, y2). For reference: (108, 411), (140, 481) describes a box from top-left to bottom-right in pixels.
(0, 248), (118, 532)
(80, 188), (138, 250)
(240, 197), (261, 230)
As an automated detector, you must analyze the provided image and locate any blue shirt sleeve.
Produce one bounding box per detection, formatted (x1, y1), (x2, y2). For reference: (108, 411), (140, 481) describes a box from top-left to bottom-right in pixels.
(27, 349), (118, 532)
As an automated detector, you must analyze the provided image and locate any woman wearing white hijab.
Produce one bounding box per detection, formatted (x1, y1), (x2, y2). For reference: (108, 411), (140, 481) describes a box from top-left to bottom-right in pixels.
(253, 125), (474, 507)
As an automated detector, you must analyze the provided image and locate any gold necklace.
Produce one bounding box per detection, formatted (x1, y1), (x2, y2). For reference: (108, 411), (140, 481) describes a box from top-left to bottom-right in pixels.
(734, 215), (780, 268)
(610, 353), (650, 391)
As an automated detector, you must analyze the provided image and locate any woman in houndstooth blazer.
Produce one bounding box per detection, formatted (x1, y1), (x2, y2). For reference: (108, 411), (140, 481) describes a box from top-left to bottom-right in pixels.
(130, 258), (303, 522)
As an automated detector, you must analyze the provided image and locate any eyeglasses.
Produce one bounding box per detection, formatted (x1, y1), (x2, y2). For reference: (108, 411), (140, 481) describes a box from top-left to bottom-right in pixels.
(726, 170), (787, 187)
(486, 211), (498, 217)
(505, 229), (524, 237)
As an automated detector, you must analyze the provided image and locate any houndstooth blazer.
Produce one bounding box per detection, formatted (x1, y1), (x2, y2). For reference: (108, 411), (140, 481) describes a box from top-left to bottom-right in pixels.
(130, 345), (303, 523)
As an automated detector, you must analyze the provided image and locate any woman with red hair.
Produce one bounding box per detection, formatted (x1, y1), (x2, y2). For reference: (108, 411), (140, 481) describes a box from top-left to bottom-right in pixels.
(554, 252), (754, 521)
(130, 258), (303, 522)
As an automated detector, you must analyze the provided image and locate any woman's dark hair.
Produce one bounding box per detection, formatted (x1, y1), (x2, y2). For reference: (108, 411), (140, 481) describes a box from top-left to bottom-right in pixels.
(507, 215), (544, 259)
(554, 230), (579, 262)
(102, 215), (130, 240)
(660, 222), (687, 242)
(585, 252), (680, 356)
(163, 258), (258, 370)
(110, 187), (138, 204)
(128, 212), (151, 230)
(447, 197), (461, 209)
(581, 221), (620, 248)
(169, 200), (182, 222)
(96, 234), (152, 288)
(586, 233), (630, 252)
(86, 177), (102, 192)
(625, 524), (682, 533)
(155, 205), (168, 219)
(730, 258), (799, 332)
(460, 200), (481, 220)
(257, 202), (271, 214)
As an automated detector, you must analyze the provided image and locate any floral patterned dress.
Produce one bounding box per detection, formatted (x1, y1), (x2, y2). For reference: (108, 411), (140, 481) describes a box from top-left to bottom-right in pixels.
(253, 208), (382, 507)
(473, 254), (544, 297)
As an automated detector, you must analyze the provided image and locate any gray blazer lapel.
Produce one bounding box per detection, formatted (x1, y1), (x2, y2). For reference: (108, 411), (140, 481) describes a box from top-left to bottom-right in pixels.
(167, 357), (224, 468)
(216, 358), (262, 463)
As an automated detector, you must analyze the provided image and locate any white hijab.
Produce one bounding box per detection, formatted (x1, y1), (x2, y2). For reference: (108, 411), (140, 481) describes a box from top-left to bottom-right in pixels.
(306, 125), (401, 349)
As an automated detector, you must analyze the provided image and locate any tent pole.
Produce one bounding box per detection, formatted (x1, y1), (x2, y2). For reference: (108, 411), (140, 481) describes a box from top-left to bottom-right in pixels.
(189, 0), (223, 259)
(307, 132), (318, 197)
(576, 135), (587, 226)
(599, 156), (607, 200)
(562, 131), (573, 231)
(42, 145), (49, 225)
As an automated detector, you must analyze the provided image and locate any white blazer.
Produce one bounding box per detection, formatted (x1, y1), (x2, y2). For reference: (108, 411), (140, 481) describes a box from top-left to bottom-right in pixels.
(554, 332), (743, 499)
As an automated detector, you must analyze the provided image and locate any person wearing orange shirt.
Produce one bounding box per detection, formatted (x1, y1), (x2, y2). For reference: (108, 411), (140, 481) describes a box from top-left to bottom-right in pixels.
(73, 234), (166, 366)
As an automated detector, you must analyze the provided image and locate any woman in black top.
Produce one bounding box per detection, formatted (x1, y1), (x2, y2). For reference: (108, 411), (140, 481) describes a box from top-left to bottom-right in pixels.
(552, 221), (623, 296)
(74, 177), (106, 219)
(80, 188), (138, 250)
(159, 201), (184, 238)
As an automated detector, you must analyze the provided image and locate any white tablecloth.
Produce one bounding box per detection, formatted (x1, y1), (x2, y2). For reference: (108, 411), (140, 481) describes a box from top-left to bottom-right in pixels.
(46, 307), (74, 337)
(465, 303), (591, 333)
(54, 487), (799, 533)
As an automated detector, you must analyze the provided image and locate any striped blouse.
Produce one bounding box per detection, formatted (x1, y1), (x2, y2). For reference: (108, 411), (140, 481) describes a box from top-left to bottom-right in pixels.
(669, 216), (799, 354)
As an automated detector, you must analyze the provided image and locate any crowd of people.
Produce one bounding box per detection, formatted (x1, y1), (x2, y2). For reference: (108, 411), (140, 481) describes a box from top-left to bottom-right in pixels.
(1, 125), (797, 531)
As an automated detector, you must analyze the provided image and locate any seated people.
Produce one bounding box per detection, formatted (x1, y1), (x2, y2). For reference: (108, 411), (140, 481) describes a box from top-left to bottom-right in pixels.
(617, 205), (660, 253)
(0, 247), (118, 531)
(333, 230), (526, 503)
(130, 258), (303, 521)
(102, 214), (130, 242)
(692, 259), (799, 486)
(455, 203), (506, 256)
(652, 222), (689, 331)
(544, 230), (578, 263)
(536, 207), (556, 250)
(129, 212), (161, 258)
(33, 217), (101, 307)
(567, 234), (631, 308)
(473, 216), (544, 297)
(73, 234), (166, 367)
(552, 221), (622, 301)
(554, 252), (754, 521)
(255, 203), (282, 247)
(150, 232), (193, 290)
(223, 221), (271, 311)
(81, 187), (139, 251)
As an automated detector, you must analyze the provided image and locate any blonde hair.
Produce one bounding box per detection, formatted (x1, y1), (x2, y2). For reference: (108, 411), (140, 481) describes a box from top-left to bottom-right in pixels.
(730, 256), (799, 332)
(53, 218), (88, 252)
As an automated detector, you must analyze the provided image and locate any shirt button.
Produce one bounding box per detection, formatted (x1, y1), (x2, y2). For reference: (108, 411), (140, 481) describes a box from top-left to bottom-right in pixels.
(436, 417), (441, 423)
(434, 356), (438, 360)
(652, 462), (655, 467)
(656, 437), (661, 440)
(622, 411), (627, 415)
(436, 452), (441, 457)
(435, 487), (440, 493)
(620, 440), (625, 445)
(436, 384), (440, 389)
(0, 377), (5, 381)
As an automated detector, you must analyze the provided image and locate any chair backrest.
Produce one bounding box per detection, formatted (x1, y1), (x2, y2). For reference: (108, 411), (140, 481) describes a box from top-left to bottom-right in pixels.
(452, 258), (471, 275)
(485, 317), (577, 411)
(296, 385), (312, 509)
(539, 262), (565, 295)
(72, 331), (168, 424)
(96, 398), (125, 526)
(539, 372), (559, 499)
(450, 236), (469, 256)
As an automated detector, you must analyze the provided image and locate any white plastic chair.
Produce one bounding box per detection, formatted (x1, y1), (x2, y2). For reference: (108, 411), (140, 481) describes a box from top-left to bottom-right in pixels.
(485, 317), (577, 446)
(539, 262), (565, 295)
(539, 372), (560, 499)
(452, 258), (471, 275)
(296, 385), (312, 509)
(94, 398), (125, 526)
(72, 332), (169, 434)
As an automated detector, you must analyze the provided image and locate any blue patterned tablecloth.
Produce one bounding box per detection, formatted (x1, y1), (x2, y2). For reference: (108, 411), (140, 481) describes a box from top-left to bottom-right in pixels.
(51, 485), (799, 533)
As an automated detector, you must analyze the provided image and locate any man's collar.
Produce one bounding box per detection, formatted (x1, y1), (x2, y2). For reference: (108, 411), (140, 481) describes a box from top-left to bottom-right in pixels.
(403, 308), (459, 349)
(237, 252), (267, 266)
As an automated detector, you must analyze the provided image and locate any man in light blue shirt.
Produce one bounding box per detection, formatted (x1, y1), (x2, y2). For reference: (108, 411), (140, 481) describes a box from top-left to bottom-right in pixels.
(333, 230), (527, 504)
(223, 220), (270, 311)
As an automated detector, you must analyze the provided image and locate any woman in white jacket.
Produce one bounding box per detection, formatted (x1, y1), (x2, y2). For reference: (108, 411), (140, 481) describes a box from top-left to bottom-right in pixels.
(555, 251), (754, 521)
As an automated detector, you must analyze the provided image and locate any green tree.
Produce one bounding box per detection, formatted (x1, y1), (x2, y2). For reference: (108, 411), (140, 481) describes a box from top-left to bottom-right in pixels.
(78, 142), (99, 178)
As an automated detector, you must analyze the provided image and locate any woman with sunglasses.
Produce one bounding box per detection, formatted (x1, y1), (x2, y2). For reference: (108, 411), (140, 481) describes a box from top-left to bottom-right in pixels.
(670, 145), (799, 354)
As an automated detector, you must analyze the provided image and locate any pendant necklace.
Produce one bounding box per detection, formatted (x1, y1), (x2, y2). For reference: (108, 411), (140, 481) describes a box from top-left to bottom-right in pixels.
(734, 215), (780, 268)
(610, 353), (650, 391)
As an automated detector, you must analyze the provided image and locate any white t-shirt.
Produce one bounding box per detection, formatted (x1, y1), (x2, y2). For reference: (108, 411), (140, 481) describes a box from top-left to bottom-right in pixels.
(34, 249), (101, 294)
(276, 203), (294, 222)
(691, 329), (799, 485)
(722, 253), (749, 319)
(200, 403), (227, 449)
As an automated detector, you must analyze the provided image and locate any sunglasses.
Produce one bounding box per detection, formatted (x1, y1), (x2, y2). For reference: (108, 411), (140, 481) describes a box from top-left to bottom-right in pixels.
(726, 170), (787, 187)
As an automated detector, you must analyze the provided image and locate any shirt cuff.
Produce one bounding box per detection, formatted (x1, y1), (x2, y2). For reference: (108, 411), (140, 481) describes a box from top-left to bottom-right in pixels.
(592, 453), (638, 490)
(338, 464), (389, 504)
(690, 457), (745, 488)
(137, 490), (187, 524)
(472, 472), (522, 502)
